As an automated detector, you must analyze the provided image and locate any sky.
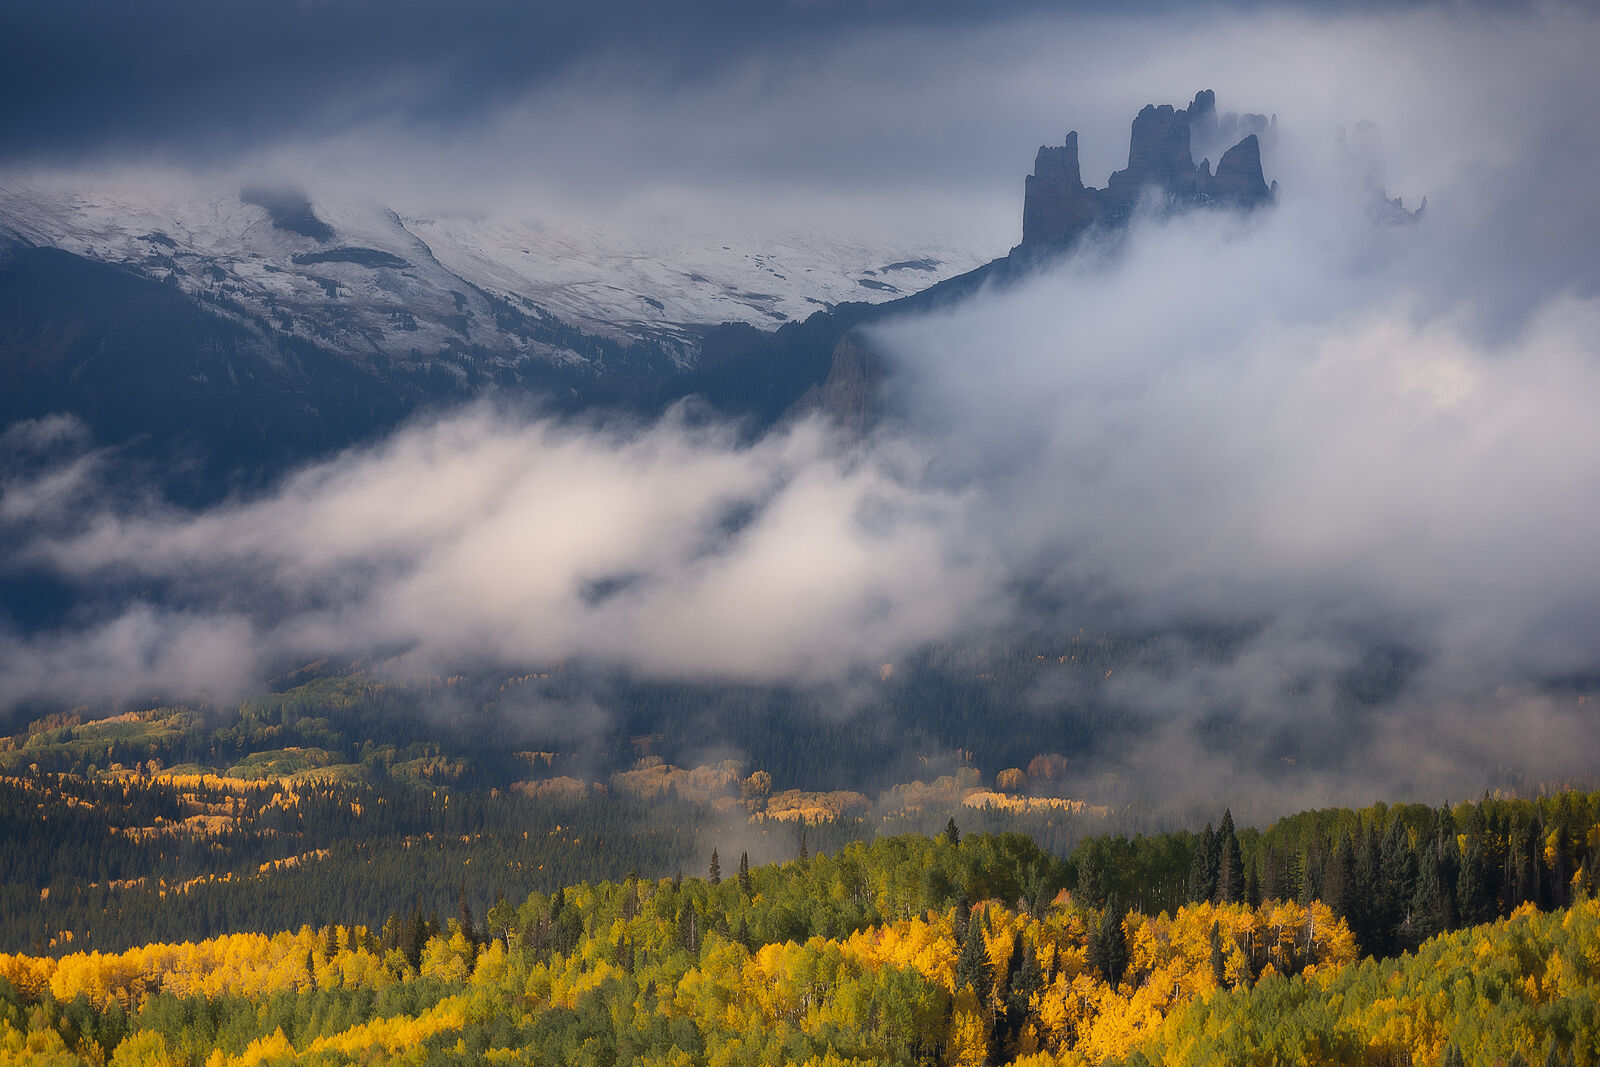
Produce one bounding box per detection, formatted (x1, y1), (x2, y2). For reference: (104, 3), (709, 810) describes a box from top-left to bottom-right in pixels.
(2, 0), (1598, 807)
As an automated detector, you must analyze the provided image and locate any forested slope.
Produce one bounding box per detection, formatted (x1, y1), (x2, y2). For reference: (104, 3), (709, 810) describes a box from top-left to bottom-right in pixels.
(0, 828), (1595, 1066)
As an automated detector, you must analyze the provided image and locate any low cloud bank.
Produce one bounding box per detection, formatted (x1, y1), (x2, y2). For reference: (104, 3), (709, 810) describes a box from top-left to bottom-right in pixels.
(0, 409), (993, 707)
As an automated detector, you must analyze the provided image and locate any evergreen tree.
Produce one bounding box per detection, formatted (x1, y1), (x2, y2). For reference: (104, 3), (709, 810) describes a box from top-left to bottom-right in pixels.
(997, 932), (1040, 1058)
(1076, 850), (1107, 908)
(1458, 838), (1494, 927)
(1297, 837), (1326, 906)
(1378, 818), (1416, 955)
(708, 849), (721, 886)
(738, 851), (753, 898)
(1186, 824), (1219, 904)
(1411, 841), (1451, 943)
(1260, 844), (1289, 903)
(955, 909), (993, 999)
(404, 911), (428, 971)
(1323, 835), (1355, 920)
(1089, 902), (1128, 987)
(1215, 810), (1243, 904)
(798, 829), (809, 863)
(944, 817), (960, 846)
(1350, 826), (1382, 954)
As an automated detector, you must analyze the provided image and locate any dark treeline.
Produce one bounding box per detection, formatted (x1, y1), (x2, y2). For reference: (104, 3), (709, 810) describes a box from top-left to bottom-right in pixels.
(1068, 791), (1600, 958)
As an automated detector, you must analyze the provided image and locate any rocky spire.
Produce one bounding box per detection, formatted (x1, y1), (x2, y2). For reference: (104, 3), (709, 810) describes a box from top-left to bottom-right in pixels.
(1015, 90), (1275, 260)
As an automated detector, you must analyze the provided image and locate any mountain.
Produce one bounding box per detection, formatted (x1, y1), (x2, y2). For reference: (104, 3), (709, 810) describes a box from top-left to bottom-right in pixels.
(0, 91), (1272, 497)
(0, 177), (987, 497)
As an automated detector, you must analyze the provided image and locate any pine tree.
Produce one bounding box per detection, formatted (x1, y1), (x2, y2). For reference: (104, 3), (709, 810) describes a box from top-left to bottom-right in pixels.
(1077, 850), (1107, 908)
(955, 910), (993, 999)
(738, 851), (753, 898)
(998, 932), (1039, 1058)
(1350, 826), (1382, 954)
(944, 817), (961, 846)
(798, 829), (809, 862)
(1089, 903), (1128, 987)
(1379, 817), (1418, 955)
(1187, 824), (1219, 904)
(1215, 810), (1243, 904)
(1323, 834), (1355, 920)
(1260, 844), (1289, 903)
(1457, 839), (1493, 927)
(708, 849), (721, 886)
(1297, 837), (1326, 906)
(1411, 841), (1450, 943)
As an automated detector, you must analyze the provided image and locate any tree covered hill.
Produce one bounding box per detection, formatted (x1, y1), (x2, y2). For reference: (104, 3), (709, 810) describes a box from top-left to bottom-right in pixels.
(0, 829), (1594, 1066)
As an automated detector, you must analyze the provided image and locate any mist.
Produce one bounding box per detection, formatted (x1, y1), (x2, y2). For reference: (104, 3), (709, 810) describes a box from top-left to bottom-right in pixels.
(3, 2), (1598, 809)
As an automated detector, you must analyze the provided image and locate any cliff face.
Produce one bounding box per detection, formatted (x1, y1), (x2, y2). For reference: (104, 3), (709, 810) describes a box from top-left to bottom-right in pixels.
(1015, 90), (1275, 259)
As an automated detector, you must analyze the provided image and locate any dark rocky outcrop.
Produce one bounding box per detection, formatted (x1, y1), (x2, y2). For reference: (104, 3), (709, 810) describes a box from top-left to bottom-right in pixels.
(1014, 90), (1275, 262)
(672, 91), (1284, 436)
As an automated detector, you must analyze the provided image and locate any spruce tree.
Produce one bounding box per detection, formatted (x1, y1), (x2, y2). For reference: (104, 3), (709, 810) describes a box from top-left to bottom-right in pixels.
(1410, 841), (1449, 943)
(1260, 845), (1288, 903)
(1350, 826), (1382, 954)
(1323, 834), (1355, 920)
(1379, 817), (1417, 955)
(1090, 902), (1128, 987)
(1457, 839), (1493, 927)
(955, 909), (993, 999)
(709, 849), (721, 886)
(1297, 837), (1326, 906)
(1187, 824), (1220, 903)
(738, 851), (753, 898)
(1077, 850), (1107, 908)
(944, 817), (961, 846)
(1215, 810), (1243, 904)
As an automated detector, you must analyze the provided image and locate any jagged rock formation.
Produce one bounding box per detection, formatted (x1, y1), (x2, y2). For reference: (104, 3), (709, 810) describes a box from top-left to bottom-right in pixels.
(1015, 90), (1275, 260)
(781, 91), (1287, 433)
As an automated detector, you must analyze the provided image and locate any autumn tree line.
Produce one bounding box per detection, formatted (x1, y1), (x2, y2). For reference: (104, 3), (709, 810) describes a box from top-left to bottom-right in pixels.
(4, 820), (1598, 1066)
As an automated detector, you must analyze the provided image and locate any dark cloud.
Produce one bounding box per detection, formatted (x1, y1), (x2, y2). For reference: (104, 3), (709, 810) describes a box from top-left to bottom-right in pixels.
(1, 0), (1489, 168)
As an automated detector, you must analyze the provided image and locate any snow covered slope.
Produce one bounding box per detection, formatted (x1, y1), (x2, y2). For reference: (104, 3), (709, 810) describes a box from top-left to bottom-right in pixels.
(0, 175), (992, 372)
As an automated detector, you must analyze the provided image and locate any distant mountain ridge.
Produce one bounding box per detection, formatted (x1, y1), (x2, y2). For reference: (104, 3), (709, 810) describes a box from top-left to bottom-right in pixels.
(0, 90), (1275, 499)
